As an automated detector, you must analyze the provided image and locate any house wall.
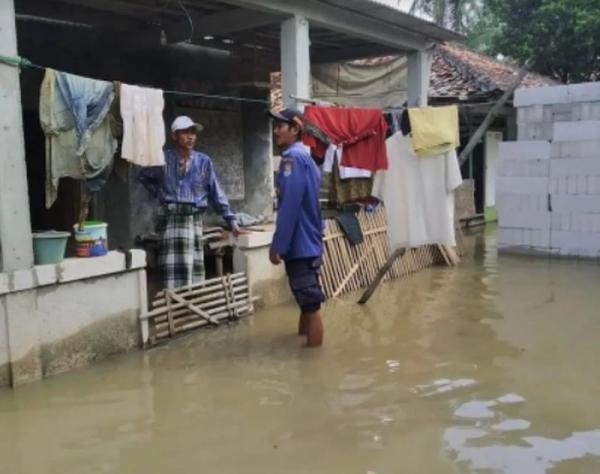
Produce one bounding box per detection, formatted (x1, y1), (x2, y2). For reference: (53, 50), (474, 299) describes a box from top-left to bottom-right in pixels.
(0, 302), (10, 387)
(240, 94), (275, 219)
(497, 82), (600, 258)
(0, 251), (147, 387)
(16, 19), (274, 252)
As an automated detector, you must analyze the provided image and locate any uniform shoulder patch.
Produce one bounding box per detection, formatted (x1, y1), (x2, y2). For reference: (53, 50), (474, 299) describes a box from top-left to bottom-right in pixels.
(282, 158), (294, 177)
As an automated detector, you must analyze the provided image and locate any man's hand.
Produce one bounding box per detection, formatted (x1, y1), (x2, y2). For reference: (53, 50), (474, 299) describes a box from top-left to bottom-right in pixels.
(232, 224), (250, 238)
(269, 247), (281, 265)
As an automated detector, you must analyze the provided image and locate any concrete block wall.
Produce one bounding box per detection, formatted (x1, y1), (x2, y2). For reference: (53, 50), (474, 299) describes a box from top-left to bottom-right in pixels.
(498, 82), (600, 258)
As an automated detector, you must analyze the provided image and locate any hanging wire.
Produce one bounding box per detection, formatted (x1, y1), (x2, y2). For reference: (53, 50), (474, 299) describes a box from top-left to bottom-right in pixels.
(0, 54), (270, 105)
(156, 0), (174, 14)
(163, 89), (269, 104)
(176, 0), (195, 43)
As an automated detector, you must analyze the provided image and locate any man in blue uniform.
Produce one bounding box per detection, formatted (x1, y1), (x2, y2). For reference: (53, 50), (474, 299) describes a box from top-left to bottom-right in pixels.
(268, 108), (325, 347)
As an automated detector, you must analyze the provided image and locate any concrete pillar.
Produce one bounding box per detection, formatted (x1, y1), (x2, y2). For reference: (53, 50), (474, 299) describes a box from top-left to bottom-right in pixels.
(407, 49), (432, 107)
(0, 0), (34, 272)
(280, 15), (311, 110)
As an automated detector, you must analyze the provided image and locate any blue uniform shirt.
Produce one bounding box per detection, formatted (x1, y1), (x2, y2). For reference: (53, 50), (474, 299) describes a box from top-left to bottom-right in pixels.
(272, 142), (323, 260)
(139, 149), (236, 224)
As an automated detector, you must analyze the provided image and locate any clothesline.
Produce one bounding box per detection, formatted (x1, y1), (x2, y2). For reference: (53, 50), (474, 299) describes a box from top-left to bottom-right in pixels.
(0, 53), (271, 105)
(291, 94), (404, 112)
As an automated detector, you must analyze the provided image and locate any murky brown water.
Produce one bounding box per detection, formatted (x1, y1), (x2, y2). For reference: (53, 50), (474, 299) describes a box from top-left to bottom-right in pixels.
(1, 227), (600, 474)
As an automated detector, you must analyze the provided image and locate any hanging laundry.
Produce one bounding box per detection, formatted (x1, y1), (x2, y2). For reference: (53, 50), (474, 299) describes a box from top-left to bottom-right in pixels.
(408, 105), (460, 157)
(327, 162), (373, 206)
(384, 110), (403, 138)
(120, 83), (166, 167)
(372, 132), (463, 250)
(322, 144), (372, 179)
(40, 69), (117, 208)
(106, 81), (130, 183)
(400, 108), (412, 136)
(303, 106), (388, 172)
(107, 81), (124, 139)
(333, 204), (364, 245)
(55, 71), (114, 156)
(303, 120), (332, 146)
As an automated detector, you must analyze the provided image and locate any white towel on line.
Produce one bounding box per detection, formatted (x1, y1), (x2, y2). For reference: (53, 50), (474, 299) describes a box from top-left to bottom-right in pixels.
(322, 144), (372, 179)
(120, 83), (166, 167)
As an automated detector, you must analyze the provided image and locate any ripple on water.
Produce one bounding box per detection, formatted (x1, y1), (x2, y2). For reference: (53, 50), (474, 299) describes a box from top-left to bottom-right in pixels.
(415, 378), (478, 397)
(454, 400), (497, 419)
(496, 393), (526, 404)
(445, 427), (600, 473)
(444, 392), (600, 473)
(492, 419), (531, 432)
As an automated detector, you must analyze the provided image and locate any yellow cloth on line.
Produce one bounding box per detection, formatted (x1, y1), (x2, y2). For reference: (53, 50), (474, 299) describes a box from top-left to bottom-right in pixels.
(408, 105), (460, 157)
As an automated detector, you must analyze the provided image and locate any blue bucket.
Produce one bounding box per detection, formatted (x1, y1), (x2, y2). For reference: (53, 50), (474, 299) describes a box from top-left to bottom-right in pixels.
(32, 231), (70, 265)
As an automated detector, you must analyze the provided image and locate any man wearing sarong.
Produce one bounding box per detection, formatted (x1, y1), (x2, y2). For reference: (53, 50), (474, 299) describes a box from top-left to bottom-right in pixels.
(140, 116), (242, 289)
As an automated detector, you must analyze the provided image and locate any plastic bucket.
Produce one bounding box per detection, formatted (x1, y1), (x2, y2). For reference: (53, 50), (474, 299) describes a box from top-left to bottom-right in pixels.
(32, 231), (70, 265)
(73, 221), (108, 257)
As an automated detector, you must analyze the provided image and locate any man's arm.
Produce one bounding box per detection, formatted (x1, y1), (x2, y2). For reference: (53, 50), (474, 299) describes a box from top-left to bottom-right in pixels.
(138, 166), (163, 199)
(206, 160), (237, 228)
(271, 158), (306, 258)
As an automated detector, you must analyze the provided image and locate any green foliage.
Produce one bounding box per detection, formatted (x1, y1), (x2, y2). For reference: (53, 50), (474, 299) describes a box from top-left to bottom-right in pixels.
(479, 0), (600, 82)
(410, 0), (479, 33)
(465, 5), (502, 52)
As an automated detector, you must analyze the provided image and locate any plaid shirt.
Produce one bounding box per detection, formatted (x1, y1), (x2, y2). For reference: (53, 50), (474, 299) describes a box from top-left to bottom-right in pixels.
(139, 149), (236, 224)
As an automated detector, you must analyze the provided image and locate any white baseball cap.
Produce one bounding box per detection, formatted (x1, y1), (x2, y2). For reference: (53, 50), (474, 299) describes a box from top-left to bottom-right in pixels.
(171, 116), (204, 133)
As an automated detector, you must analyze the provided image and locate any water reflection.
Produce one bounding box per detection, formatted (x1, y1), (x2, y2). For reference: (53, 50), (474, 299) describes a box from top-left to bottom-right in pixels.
(444, 391), (600, 473)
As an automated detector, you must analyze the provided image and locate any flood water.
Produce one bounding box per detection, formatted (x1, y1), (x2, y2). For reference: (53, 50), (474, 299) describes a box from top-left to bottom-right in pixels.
(1, 227), (600, 474)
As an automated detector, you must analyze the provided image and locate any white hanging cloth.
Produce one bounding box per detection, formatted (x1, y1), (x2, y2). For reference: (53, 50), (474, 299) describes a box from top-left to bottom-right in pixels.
(322, 144), (373, 179)
(120, 83), (166, 167)
(372, 132), (463, 250)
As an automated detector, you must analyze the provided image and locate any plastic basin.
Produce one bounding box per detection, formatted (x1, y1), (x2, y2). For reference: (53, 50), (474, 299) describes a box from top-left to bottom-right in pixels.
(32, 231), (70, 265)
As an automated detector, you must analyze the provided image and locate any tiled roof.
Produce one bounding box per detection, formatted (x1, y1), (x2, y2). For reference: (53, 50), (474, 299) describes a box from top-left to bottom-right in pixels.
(430, 43), (555, 99)
(270, 42), (556, 108)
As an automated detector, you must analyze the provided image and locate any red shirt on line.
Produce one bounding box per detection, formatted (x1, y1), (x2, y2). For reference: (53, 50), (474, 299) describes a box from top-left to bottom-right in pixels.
(303, 106), (389, 172)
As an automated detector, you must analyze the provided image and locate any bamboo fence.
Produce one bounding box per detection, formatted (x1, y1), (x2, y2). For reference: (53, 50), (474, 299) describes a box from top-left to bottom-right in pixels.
(142, 207), (451, 345)
(142, 272), (257, 346)
(320, 207), (446, 299)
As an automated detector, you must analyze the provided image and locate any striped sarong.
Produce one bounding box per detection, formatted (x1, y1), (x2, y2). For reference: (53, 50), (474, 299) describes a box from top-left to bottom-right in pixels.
(156, 203), (205, 289)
